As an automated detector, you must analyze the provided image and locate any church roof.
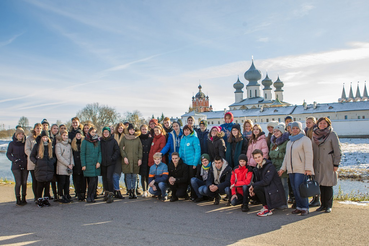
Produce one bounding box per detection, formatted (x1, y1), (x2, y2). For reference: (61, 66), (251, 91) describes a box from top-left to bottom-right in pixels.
(229, 97), (269, 107)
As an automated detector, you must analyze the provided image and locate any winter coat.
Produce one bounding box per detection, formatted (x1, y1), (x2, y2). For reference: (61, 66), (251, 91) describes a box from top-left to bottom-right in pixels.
(55, 140), (74, 175)
(220, 122), (235, 142)
(81, 140), (102, 177)
(148, 134), (166, 167)
(195, 128), (209, 155)
(114, 132), (125, 174)
(25, 135), (37, 170)
(230, 165), (253, 196)
(30, 140), (56, 182)
(168, 159), (189, 187)
(207, 132), (226, 162)
(120, 132), (143, 174)
(68, 126), (83, 140)
(246, 134), (269, 167)
(206, 160), (232, 191)
(6, 135), (27, 171)
(225, 136), (248, 169)
(179, 131), (201, 166)
(269, 136), (289, 178)
(266, 132), (273, 148)
(253, 159), (286, 210)
(194, 164), (211, 181)
(312, 131), (342, 186)
(280, 135), (314, 175)
(72, 139), (83, 176)
(100, 135), (120, 167)
(139, 133), (153, 176)
(161, 129), (183, 162)
(148, 162), (168, 184)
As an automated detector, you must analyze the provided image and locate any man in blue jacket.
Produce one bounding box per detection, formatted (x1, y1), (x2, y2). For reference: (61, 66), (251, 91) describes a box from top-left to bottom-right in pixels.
(195, 120), (209, 155)
(148, 152), (169, 201)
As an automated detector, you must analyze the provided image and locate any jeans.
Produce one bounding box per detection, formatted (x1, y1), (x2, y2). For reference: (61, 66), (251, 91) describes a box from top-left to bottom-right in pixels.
(188, 165), (197, 198)
(190, 177), (206, 198)
(200, 185), (230, 198)
(230, 185), (250, 206)
(125, 173), (137, 190)
(113, 173), (121, 191)
(289, 173), (309, 211)
(149, 182), (167, 197)
(12, 169), (28, 198)
(280, 177), (289, 203)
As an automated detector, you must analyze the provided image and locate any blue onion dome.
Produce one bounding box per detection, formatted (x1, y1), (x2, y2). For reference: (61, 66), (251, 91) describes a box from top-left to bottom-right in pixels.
(274, 76), (284, 91)
(195, 84), (206, 98)
(233, 77), (244, 92)
(244, 59), (262, 85)
(262, 73), (273, 90)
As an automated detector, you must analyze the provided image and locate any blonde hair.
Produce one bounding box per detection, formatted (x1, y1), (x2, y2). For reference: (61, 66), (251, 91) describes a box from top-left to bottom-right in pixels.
(114, 123), (125, 145)
(31, 123), (42, 139)
(153, 152), (162, 159)
(243, 119), (254, 132)
(38, 137), (53, 159)
(71, 135), (85, 151)
(306, 116), (317, 124)
(15, 128), (25, 143)
(154, 124), (166, 136)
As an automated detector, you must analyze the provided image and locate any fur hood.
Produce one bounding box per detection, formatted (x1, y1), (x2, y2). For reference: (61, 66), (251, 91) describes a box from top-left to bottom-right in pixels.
(208, 130), (225, 141)
(124, 129), (141, 140)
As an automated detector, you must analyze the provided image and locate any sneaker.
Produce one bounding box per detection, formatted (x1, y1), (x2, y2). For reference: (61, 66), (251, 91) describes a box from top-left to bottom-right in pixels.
(43, 197), (51, 207)
(242, 205), (250, 212)
(36, 198), (44, 208)
(142, 191), (147, 198)
(257, 206), (272, 217)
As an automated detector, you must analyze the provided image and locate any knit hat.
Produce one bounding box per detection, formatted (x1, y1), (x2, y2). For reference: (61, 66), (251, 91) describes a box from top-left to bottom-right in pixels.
(172, 121), (181, 127)
(291, 121), (303, 132)
(211, 126), (221, 133)
(274, 123), (285, 134)
(102, 126), (111, 134)
(199, 120), (208, 127)
(41, 119), (49, 126)
(201, 153), (210, 162)
(231, 123), (241, 132)
(267, 121), (278, 128)
(15, 128), (25, 137)
(224, 112), (234, 122)
(149, 119), (158, 125)
(284, 115), (293, 122)
(127, 124), (135, 131)
(238, 154), (248, 162)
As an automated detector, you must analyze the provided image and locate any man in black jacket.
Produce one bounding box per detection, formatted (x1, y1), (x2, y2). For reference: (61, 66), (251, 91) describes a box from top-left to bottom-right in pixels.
(203, 156), (232, 205)
(168, 152), (189, 202)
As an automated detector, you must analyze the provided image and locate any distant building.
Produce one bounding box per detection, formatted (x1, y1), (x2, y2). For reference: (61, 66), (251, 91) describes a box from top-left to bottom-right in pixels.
(188, 85), (213, 113)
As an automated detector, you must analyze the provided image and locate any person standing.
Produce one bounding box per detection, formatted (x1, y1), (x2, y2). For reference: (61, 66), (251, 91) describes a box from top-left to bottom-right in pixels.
(41, 119), (50, 137)
(220, 112), (235, 142)
(246, 124), (269, 168)
(312, 117), (342, 213)
(195, 120), (209, 155)
(7, 128), (28, 206)
(242, 119), (253, 139)
(207, 126), (226, 162)
(266, 121), (278, 148)
(113, 123), (125, 199)
(139, 124), (153, 198)
(161, 121), (183, 162)
(225, 124), (248, 169)
(71, 129), (86, 201)
(81, 127), (101, 203)
(25, 123), (42, 201)
(69, 117), (83, 140)
(148, 124), (166, 167)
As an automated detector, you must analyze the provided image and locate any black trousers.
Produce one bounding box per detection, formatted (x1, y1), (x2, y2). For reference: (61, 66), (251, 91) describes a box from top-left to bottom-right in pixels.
(37, 182), (50, 199)
(101, 165), (115, 193)
(188, 165), (197, 199)
(51, 174), (58, 197)
(58, 175), (70, 197)
(12, 169), (28, 197)
(253, 185), (266, 206)
(320, 185), (333, 208)
(73, 173), (86, 195)
(141, 172), (149, 192)
(30, 170), (38, 198)
(170, 183), (188, 198)
(87, 177), (98, 200)
(231, 185), (250, 206)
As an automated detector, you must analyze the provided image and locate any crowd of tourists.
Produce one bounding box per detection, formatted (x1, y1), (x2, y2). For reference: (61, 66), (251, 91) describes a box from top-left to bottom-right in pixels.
(6, 113), (342, 216)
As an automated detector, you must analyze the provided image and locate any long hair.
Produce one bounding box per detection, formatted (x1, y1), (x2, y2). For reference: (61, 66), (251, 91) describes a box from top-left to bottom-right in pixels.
(31, 123), (42, 139)
(114, 123), (125, 144)
(227, 127), (243, 143)
(249, 124), (262, 144)
(154, 124), (166, 136)
(243, 119), (254, 133)
(71, 135), (85, 151)
(83, 123), (94, 136)
(38, 137), (53, 159)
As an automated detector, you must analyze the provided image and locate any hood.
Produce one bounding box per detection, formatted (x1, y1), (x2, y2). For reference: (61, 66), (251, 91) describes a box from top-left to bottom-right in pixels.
(124, 130), (141, 140)
(101, 134), (115, 142)
(211, 159), (229, 171)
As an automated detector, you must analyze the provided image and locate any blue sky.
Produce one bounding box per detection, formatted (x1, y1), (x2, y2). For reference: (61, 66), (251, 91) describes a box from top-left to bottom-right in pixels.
(0, 0), (369, 128)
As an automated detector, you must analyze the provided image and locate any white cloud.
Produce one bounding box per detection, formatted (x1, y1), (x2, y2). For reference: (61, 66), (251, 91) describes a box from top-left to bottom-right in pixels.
(0, 33), (24, 48)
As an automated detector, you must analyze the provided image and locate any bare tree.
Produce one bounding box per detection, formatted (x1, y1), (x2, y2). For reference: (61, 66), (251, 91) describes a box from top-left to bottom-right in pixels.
(18, 116), (29, 129)
(123, 110), (146, 127)
(77, 103), (121, 132)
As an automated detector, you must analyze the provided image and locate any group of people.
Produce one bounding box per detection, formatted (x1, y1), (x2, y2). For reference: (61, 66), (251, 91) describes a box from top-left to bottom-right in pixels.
(6, 113), (342, 217)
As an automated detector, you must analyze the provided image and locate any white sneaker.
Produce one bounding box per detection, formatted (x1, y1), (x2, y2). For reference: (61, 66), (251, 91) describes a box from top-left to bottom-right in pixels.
(142, 191), (147, 198)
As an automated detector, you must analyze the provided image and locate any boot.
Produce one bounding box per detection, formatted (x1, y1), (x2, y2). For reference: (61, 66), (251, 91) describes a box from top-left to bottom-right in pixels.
(128, 189), (134, 199)
(103, 191), (109, 201)
(242, 204), (250, 212)
(60, 195), (70, 204)
(43, 197), (51, 207)
(21, 195), (27, 205)
(79, 193), (85, 201)
(106, 192), (114, 203)
(115, 190), (124, 199)
(309, 195), (321, 207)
(54, 194), (59, 202)
(132, 189), (137, 199)
(16, 196), (23, 206)
(214, 194), (220, 205)
(36, 198), (44, 208)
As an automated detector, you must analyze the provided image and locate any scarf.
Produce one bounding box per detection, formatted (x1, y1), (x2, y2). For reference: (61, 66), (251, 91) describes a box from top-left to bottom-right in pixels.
(313, 126), (332, 146)
(213, 162), (227, 185)
(289, 132), (305, 142)
(243, 131), (252, 139)
(270, 133), (289, 149)
(200, 162), (211, 180)
(86, 133), (99, 143)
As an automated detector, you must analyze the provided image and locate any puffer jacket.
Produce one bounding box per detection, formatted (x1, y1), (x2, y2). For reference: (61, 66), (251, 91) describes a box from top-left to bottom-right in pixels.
(139, 133), (153, 176)
(7, 134), (27, 171)
(206, 159), (232, 191)
(148, 162), (168, 184)
(148, 134), (166, 167)
(269, 134), (289, 178)
(179, 131), (201, 166)
(30, 139), (56, 182)
(81, 140), (102, 177)
(207, 132), (226, 162)
(230, 165), (253, 196)
(246, 133), (269, 167)
(100, 135), (120, 167)
(55, 139), (74, 175)
(161, 129), (183, 162)
(195, 128), (209, 155)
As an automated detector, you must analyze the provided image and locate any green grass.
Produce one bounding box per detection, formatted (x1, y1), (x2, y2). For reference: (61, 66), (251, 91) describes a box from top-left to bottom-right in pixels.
(334, 185), (369, 201)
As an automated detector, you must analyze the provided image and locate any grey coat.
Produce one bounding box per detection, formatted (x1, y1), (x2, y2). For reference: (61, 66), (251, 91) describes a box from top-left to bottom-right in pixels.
(312, 131), (342, 186)
(25, 135), (37, 170)
(55, 140), (74, 175)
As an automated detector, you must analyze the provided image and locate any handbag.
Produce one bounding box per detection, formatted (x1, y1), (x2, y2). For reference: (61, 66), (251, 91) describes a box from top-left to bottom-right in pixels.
(299, 175), (320, 198)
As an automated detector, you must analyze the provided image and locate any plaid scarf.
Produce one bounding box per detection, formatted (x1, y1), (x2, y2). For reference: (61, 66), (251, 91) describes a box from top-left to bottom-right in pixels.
(313, 126), (332, 146)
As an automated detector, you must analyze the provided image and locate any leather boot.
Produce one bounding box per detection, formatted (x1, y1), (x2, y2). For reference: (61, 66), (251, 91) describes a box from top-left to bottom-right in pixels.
(309, 195), (321, 207)
(103, 191), (109, 201)
(21, 195), (27, 205)
(132, 189), (137, 199)
(16, 196), (23, 206)
(116, 191), (124, 199)
(128, 189), (134, 199)
(107, 192), (114, 203)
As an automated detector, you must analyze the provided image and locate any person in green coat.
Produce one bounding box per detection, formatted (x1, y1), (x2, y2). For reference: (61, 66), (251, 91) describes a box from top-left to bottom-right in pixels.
(81, 127), (101, 203)
(120, 124), (143, 199)
(269, 123), (289, 206)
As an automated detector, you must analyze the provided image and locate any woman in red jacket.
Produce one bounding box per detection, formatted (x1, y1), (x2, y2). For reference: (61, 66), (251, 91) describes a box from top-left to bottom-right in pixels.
(148, 124), (166, 167)
(229, 154), (253, 212)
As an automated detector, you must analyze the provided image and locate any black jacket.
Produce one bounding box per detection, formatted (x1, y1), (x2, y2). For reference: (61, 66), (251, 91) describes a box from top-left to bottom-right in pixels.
(206, 164), (232, 191)
(195, 128), (209, 155)
(168, 159), (189, 186)
(30, 139), (56, 183)
(207, 135), (226, 161)
(139, 133), (153, 175)
(253, 159), (286, 209)
(100, 135), (120, 167)
(72, 139), (83, 175)
(6, 135), (27, 170)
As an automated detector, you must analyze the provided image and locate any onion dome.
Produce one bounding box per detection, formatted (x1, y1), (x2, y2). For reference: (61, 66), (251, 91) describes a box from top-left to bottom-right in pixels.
(244, 59), (262, 86)
(262, 73), (273, 90)
(195, 84), (206, 99)
(233, 76), (244, 92)
(273, 76), (284, 91)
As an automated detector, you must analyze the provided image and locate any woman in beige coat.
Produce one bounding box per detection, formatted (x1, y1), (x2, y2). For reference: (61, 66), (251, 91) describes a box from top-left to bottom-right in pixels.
(312, 117), (341, 213)
(56, 130), (74, 203)
(25, 123), (42, 200)
(279, 121), (314, 216)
